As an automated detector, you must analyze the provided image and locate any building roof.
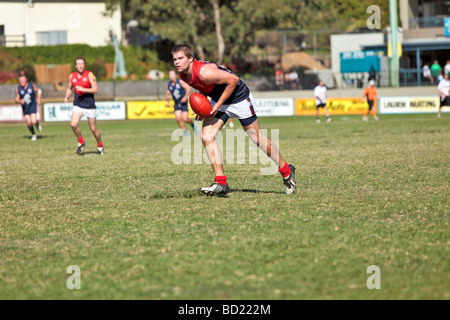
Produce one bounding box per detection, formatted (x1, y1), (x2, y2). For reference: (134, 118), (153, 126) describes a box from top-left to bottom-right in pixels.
(363, 40), (450, 52)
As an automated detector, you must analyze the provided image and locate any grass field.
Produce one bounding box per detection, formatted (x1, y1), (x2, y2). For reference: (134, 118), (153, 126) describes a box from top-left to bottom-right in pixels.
(0, 114), (448, 300)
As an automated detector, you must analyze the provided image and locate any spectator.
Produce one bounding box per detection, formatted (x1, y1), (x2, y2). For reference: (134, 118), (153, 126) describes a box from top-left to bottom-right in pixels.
(437, 71), (444, 83)
(423, 64), (433, 83)
(289, 69), (299, 89)
(275, 63), (284, 88)
(368, 65), (377, 82)
(431, 60), (441, 81)
(444, 60), (450, 77)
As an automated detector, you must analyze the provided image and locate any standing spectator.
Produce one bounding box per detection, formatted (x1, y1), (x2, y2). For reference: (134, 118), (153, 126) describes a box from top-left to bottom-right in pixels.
(289, 69), (299, 89)
(362, 80), (379, 121)
(275, 64), (284, 88)
(437, 71), (444, 83)
(15, 71), (42, 141)
(368, 65), (377, 82)
(437, 73), (450, 119)
(431, 60), (441, 81)
(314, 80), (331, 123)
(444, 60), (450, 77)
(423, 64), (433, 83)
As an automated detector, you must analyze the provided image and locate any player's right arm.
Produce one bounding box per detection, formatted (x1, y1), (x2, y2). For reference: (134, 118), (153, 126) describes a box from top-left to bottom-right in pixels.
(15, 87), (23, 104)
(64, 75), (73, 103)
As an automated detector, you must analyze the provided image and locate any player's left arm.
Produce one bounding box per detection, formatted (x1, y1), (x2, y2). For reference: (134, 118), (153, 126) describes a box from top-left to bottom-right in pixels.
(200, 65), (239, 117)
(75, 72), (98, 94)
(33, 84), (42, 105)
(180, 79), (191, 104)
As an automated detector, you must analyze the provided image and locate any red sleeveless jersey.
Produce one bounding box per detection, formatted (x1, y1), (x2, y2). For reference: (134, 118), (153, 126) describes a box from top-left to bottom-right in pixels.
(70, 70), (96, 109)
(70, 70), (92, 96)
(180, 60), (250, 104)
(180, 60), (215, 95)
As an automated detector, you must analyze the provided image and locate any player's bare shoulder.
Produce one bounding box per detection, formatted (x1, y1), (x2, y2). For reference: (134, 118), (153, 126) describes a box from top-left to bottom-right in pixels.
(88, 71), (97, 83)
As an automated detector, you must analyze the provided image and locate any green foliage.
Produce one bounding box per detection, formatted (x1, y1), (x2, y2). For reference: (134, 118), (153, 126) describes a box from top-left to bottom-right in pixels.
(105, 0), (390, 64)
(0, 44), (172, 81)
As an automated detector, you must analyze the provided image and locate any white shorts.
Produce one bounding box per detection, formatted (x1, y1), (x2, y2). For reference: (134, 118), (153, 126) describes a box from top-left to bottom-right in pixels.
(218, 93), (256, 119)
(73, 106), (97, 118)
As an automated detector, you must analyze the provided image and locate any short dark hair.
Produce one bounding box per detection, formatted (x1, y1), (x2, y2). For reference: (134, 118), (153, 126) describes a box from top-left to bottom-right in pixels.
(74, 56), (86, 65)
(171, 44), (195, 59)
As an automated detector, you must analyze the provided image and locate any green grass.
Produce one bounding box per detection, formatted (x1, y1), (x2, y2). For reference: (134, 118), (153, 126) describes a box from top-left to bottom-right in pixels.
(0, 114), (448, 299)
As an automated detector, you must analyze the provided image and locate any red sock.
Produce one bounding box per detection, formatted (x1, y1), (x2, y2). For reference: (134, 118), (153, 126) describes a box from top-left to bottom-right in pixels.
(214, 175), (227, 186)
(97, 141), (103, 148)
(78, 136), (84, 144)
(279, 162), (291, 178)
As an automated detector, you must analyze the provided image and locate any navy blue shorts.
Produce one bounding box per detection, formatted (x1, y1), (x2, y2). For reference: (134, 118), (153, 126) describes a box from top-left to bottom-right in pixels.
(367, 100), (374, 111)
(214, 111), (258, 127)
(22, 104), (37, 115)
(174, 103), (189, 112)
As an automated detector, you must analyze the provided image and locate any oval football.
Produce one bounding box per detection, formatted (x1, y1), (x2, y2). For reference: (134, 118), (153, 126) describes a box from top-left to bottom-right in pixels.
(189, 93), (212, 118)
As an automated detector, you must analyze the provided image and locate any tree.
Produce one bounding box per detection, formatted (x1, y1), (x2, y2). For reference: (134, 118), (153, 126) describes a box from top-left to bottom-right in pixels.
(106, 0), (390, 64)
(105, 0), (290, 63)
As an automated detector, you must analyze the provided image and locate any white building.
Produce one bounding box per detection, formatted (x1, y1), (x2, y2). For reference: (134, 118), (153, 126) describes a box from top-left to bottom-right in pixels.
(0, 0), (121, 47)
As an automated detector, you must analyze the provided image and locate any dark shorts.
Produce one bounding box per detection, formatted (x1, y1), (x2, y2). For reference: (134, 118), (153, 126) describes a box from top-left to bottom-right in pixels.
(316, 103), (326, 109)
(367, 100), (374, 111)
(214, 111), (258, 127)
(440, 96), (450, 107)
(174, 103), (189, 112)
(22, 104), (37, 115)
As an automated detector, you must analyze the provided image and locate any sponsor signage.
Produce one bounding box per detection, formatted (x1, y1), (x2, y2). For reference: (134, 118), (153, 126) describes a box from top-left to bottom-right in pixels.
(128, 99), (294, 119)
(0, 104), (42, 122)
(44, 101), (126, 121)
(127, 101), (179, 119)
(379, 96), (444, 114)
(295, 98), (368, 115)
(253, 98), (294, 117)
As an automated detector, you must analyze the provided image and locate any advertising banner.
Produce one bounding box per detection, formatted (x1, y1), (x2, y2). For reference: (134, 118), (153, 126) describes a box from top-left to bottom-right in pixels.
(295, 98), (368, 116)
(128, 99), (294, 119)
(127, 101), (179, 119)
(44, 101), (126, 121)
(253, 98), (294, 117)
(0, 104), (42, 122)
(379, 96), (445, 114)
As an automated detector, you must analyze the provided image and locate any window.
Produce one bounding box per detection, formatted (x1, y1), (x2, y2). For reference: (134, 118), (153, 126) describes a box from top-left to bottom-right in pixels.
(36, 31), (67, 46)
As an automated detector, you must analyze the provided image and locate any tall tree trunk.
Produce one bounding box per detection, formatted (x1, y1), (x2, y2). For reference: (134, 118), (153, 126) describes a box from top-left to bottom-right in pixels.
(212, 0), (225, 65)
(186, 6), (206, 61)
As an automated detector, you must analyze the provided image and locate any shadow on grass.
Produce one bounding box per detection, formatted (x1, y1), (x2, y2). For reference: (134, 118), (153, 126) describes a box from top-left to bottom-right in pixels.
(78, 151), (101, 155)
(230, 188), (285, 195)
(22, 135), (48, 140)
(146, 188), (284, 199)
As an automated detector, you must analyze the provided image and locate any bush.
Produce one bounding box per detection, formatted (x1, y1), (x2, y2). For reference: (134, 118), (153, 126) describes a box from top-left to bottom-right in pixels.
(0, 44), (172, 82)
